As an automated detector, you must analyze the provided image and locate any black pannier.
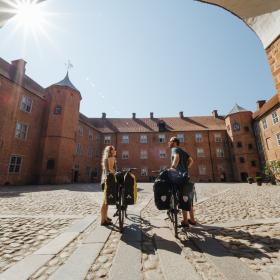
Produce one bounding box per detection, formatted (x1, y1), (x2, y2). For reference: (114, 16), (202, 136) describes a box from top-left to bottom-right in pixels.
(104, 173), (117, 205)
(178, 181), (195, 211)
(124, 172), (137, 205)
(153, 170), (172, 210)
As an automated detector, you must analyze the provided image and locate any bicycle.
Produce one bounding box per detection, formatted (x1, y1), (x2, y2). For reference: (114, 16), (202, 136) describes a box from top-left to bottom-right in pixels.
(152, 170), (180, 238)
(114, 168), (138, 233)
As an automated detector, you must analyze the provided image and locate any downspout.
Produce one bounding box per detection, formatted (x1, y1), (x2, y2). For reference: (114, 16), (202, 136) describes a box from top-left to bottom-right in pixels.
(207, 131), (215, 182)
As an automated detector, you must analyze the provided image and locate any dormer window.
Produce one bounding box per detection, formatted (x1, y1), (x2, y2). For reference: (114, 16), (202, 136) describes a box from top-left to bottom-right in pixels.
(158, 120), (166, 132)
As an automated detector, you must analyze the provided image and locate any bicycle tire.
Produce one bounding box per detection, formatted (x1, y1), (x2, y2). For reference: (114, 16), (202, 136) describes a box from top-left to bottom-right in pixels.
(119, 187), (125, 233)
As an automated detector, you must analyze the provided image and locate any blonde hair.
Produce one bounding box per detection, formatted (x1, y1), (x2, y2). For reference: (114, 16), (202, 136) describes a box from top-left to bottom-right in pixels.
(101, 146), (115, 170)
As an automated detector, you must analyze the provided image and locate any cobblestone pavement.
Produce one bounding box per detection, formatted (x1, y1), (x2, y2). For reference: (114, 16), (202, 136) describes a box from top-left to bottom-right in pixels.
(0, 183), (279, 279)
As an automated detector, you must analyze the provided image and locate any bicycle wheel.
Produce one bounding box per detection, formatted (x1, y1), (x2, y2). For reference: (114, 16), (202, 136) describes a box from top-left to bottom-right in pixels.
(170, 194), (178, 238)
(118, 188), (125, 232)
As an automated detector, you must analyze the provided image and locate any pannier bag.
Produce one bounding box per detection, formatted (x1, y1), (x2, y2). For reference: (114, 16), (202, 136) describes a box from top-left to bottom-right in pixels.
(104, 173), (117, 205)
(124, 172), (137, 205)
(178, 181), (195, 211)
(153, 170), (172, 210)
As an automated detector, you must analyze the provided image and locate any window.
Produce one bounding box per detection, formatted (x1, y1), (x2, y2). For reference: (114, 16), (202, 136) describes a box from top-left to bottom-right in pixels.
(159, 134), (166, 143)
(104, 135), (111, 145)
(251, 160), (257, 167)
(195, 133), (202, 143)
(47, 159), (55, 170)
(9, 156), (22, 173)
(15, 122), (28, 140)
(177, 134), (185, 143)
(232, 122), (240, 131)
(54, 105), (62, 114)
(159, 150), (167, 158)
(89, 129), (93, 140)
(141, 168), (148, 177)
(76, 143), (82, 155)
(20, 96), (32, 113)
(248, 144), (253, 150)
(277, 133), (280, 146)
(78, 126), (83, 136)
(197, 148), (205, 157)
(140, 135), (148, 144)
(262, 119), (268, 129)
(198, 165), (207, 175)
(88, 147), (94, 158)
(216, 148), (224, 158)
(122, 135), (129, 144)
(122, 151), (129, 159)
(158, 121), (166, 132)
(140, 150), (148, 159)
(214, 133), (222, 143)
(272, 111), (279, 124)
(240, 157), (245, 163)
(237, 142), (243, 148)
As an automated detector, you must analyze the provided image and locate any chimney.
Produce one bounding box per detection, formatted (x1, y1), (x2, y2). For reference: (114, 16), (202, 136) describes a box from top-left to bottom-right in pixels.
(132, 113), (136, 119)
(150, 112), (154, 119)
(212, 110), (218, 118)
(102, 112), (106, 119)
(11, 59), (27, 83)
(257, 100), (266, 110)
(179, 111), (184, 118)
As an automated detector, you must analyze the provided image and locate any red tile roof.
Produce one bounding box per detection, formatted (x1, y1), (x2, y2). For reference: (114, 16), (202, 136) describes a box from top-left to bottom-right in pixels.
(253, 93), (280, 120)
(89, 116), (226, 133)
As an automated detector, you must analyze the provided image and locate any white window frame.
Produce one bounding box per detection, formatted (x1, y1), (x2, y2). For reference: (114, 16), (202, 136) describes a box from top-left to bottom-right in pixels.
(276, 132), (280, 146)
(214, 133), (222, 143)
(15, 122), (28, 140)
(20, 95), (32, 113)
(216, 148), (224, 158)
(195, 132), (203, 143)
(159, 134), (166, 143)
(272, 111), (279, 125)
(76, 143), (82, 155)
(122, 135), (129, 144)
(198, 165), (207, 175)
(159, 149), (167, 159)
(89, 129), (94, 140)
(104, 135), (112, 145)
(140, 134), (148, 144)
(141, 168), (148, 177)
(88, 146), (94, 158)
(8, 155), (23, 174)
(140, 150), (148, 159)
(78, 126), (84, 136)
(197, 148), (205, 157)
(262, 118), (268, 129)
(122, 151), (129, 160)
(177, 133), (185, 143)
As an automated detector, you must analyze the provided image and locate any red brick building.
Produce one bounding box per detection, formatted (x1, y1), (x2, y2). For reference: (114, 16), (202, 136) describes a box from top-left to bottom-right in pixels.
(0, 57), (261, 185)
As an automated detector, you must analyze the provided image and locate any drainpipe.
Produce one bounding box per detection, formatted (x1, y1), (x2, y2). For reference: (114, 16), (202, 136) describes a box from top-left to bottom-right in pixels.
(207, 131), (215, 182)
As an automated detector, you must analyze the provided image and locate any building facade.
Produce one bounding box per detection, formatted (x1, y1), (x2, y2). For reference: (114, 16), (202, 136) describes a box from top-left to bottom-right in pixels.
(0, 57), (265, 186)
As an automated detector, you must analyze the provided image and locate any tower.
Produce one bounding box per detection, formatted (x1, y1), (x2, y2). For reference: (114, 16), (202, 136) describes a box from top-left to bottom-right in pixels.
(39, 72), (82, 184)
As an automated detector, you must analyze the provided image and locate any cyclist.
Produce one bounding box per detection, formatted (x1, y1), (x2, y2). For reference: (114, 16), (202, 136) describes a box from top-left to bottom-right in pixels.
(100, 145), (117, 226)
(168, 136), (195, 227)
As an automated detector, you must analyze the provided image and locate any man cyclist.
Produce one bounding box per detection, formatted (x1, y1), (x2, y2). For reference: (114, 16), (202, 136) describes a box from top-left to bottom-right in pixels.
(168, 136), (195, 227)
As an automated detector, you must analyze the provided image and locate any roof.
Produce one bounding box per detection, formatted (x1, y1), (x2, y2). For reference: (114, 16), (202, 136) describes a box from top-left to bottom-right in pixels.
(253, 93), (280, 120)
(53, 72), (79, 92)
(88, 116), (226, 133)
(79, 113), (101, 132)
(0, 57), (45, 98)
(227, 104), (249, 115)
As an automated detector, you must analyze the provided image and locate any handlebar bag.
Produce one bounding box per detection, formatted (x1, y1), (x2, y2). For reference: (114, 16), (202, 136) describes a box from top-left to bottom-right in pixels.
(124, 172), (137, 205)
(104, 173), (117, 205)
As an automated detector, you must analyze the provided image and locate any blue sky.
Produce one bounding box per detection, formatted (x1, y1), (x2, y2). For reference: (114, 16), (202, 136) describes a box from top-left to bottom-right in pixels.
(0, 0), (276, 118)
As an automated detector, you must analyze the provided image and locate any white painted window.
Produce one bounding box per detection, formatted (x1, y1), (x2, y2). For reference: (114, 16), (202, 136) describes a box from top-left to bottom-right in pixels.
(177, 134), (185, 143)
(79, 126), (83, 136)
(216, 148), (224, 158)
(159, 150), (167, 159)
(15, 122), (28, 140)
(195, 132), (203, 143)
(159, 134), (166, 143)
(88, 147), (93, 158)
(140, 150), (148, 159)
(122, 151), (129, 160)
(277, 133), (280, 146)
(197, 148), (205, 157)
(76, 143), (82, 155)
(140, 135), (148, 144)
(214, 133), (222, 143)
(198, 165), (206, 175)
(262, 119), (268, 129)
(141, 168), (148, 177)
(104, 135), (111, 145)
(20, 96), (32, 113)
(272, 111), (279, 124)
(122, 135), (129, 144)
(8, 155), (22, 174)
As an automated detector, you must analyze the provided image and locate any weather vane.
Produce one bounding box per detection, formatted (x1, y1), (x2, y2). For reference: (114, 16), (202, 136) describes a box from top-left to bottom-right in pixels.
(65, 60), (73, 72)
